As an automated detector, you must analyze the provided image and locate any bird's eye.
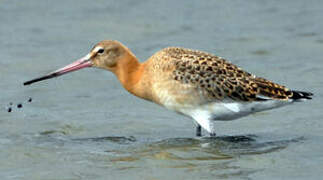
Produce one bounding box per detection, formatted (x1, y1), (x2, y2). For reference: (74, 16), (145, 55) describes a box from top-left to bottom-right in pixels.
(97, 48), (104, 54)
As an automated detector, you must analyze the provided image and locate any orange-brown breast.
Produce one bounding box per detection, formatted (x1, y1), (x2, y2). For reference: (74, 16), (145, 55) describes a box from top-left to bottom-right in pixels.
(110, 52), (154, 102)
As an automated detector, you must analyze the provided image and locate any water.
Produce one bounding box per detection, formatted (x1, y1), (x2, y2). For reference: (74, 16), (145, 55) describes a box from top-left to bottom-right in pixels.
(1, 0), (323, 179)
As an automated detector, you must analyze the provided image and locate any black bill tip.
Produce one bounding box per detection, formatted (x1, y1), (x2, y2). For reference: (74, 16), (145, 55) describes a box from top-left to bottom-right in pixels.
(23, 73), (58, 86)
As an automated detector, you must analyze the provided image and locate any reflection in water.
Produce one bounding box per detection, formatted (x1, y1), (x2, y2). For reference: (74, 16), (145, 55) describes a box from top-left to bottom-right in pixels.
(141, 135), (304, 157)
(35, 133), (305, 179)
(68, 135), (304, 160)
(101, 135), (304, 178)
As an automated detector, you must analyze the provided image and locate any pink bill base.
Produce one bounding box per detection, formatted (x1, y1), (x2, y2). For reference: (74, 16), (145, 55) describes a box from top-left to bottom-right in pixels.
(23, 56), (92, 86)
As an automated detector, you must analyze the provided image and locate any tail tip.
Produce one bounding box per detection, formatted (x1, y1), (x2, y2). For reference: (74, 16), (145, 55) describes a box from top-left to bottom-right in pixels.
(291, 90), (313, 100)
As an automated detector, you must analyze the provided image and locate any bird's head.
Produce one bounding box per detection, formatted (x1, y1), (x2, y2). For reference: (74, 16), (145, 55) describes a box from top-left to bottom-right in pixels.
(24, 40), (135, 85)
(90, 40), (130, 71)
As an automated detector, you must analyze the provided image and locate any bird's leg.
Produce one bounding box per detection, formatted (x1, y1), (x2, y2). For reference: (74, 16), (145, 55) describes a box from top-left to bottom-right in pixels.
(196, 125), (202, 137)
(210, 132), (216, 137)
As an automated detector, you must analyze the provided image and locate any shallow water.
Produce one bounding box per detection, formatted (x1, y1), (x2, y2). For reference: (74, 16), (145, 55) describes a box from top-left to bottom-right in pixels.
(1, 0), (323, 179)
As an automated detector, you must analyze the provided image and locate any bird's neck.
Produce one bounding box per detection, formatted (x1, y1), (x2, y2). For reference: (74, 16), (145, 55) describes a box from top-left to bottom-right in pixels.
(113, 53), (152, 101)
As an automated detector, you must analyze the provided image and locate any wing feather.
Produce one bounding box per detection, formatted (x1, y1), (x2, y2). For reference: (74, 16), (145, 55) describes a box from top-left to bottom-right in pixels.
(162, 47), (293, 101)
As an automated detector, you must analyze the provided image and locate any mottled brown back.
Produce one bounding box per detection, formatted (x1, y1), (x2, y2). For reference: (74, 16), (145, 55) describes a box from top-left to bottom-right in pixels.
(161, 47), (293, 101)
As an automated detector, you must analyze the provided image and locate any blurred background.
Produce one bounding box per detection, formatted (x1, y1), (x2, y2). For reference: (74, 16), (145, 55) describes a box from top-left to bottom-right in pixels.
(0, 0), (322, 179)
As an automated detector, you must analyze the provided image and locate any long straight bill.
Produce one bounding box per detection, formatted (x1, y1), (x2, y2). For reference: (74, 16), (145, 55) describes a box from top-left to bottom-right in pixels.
(23, 55), (92, 86)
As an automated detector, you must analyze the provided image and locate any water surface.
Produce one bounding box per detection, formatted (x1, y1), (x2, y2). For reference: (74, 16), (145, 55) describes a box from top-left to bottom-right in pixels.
(1, 0), (323, 179)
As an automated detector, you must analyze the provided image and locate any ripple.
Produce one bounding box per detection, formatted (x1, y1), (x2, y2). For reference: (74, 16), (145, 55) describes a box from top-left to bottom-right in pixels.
(251, 50), (271, 56)
(316, 39), (323, 44)
(39, 124), (84, 136)
(73, 136), (136, 144)
(297, 32), (317, 37)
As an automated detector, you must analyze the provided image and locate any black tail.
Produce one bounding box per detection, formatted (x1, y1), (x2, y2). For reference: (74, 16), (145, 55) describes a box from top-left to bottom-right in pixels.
(291, 90), (313, 100)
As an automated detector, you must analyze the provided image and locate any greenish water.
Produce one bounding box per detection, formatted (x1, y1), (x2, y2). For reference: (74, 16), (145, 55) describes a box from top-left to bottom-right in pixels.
(1, 0), (323, 179)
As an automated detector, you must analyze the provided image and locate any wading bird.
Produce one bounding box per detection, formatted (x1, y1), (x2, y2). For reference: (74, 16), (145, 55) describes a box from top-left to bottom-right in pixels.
(24, 40), (313, 137)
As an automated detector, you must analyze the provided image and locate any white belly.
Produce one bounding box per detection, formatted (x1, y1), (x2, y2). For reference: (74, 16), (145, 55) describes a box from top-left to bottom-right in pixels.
(196, 100), (291, 120)
(161, 95), (292, 133)
(153, 83), (292, 133)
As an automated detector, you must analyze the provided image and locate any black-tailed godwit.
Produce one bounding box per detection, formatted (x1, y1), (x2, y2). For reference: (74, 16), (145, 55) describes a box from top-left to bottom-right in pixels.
(24, 40), (313, 136)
